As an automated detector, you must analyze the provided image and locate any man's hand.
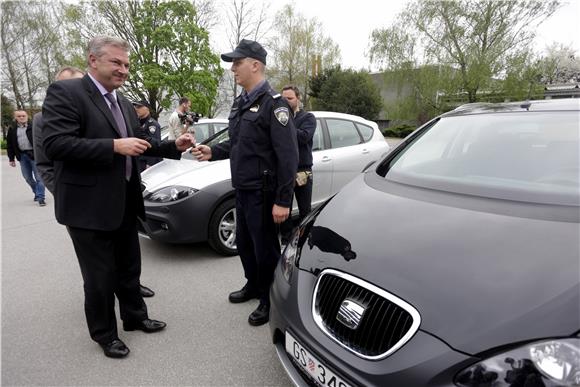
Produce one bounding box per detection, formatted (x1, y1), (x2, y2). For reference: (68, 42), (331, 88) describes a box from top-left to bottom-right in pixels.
(113, 138), (151, 156)
(191, 144), (212, 161)
(175, 133), (195, 151)
(9, 161), (15, 167)
(272, 204), (290, 224)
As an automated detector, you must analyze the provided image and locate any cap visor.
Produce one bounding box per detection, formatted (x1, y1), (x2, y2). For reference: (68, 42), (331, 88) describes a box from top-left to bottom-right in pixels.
(221, 51), (246, 62)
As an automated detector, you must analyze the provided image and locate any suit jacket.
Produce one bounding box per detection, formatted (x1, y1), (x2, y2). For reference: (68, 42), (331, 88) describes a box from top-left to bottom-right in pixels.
(6, 120), (34, 162)
(32, 112), (55, 193)
(42, 74), (182, 231)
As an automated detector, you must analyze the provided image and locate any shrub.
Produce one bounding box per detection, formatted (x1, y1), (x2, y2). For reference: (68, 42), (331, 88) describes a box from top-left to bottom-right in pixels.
(1, 138), (6, 150)
(383, 124), (416, 138)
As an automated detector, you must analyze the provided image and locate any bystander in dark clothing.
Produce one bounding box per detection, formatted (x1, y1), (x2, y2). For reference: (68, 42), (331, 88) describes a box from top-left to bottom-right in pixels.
(7, 112), (46, 206)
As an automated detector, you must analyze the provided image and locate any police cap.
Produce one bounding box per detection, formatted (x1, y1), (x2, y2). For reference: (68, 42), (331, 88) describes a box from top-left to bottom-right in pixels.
(221, 39), (267, 65)
(132, 100), (151, 109)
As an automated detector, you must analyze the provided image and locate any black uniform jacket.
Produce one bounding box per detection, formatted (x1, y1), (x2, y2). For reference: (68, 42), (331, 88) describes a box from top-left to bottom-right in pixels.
(294, 109), (316, 170)
(211, 81), (298, 208)
(42, 75), (182, 231)
(6, 121), (34, 162)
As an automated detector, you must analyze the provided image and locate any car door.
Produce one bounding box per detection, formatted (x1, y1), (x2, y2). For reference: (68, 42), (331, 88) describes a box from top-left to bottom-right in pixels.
(324, 118), (376, 195)
(311, 118), (333, 207)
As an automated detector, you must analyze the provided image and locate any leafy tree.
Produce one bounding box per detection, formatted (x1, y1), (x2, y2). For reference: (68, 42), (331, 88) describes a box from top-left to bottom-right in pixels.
(539, 43), (580, 84)
(64, 0), (222, 118)
(269, 4), (340, 108)
(1, 94), (15, 139)
(310, 68), (383, 120)
(369, 0), (560, 120)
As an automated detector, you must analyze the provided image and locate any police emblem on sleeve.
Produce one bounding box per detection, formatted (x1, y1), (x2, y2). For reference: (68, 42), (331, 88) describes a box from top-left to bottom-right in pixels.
(274, 107), (290, 126)
(148, 125), (156, 134)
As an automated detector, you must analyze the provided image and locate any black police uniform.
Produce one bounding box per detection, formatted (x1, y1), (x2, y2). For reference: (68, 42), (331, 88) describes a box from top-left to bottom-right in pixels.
(211, 80), (298, 304)
(138, 115), (162, 172)
(280, 109), (317, 243)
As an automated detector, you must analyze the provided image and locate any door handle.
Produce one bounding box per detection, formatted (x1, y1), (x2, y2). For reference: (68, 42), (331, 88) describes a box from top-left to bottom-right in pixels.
(362, 149), (370, 154)
(321, 156), (332, 162)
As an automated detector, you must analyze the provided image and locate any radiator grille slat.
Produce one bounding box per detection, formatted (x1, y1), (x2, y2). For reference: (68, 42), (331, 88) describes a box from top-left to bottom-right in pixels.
(313, 270), (420, 359)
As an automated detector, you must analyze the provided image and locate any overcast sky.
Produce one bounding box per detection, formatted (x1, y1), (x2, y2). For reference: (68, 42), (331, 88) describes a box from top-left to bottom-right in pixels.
(211, 0), (580, 71)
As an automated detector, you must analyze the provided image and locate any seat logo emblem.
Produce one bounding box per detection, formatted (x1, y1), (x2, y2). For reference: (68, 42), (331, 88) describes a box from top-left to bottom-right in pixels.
(336, 299), (366, 330)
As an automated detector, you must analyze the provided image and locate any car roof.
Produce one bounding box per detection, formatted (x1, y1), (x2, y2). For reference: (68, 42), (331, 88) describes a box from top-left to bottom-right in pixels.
(195, 118), (229, 124)
(443, 99), (580, 117)
(310, 111), (378, 127)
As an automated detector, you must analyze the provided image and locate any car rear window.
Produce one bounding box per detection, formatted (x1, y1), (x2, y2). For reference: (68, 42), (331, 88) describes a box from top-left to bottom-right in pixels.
(381, 112), (579, 205)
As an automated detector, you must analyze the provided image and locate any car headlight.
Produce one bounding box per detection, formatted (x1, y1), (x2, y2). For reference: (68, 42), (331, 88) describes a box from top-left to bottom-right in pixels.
(281, 230), (301, 283)
(455, 338), (580, 386)
(145, 186), (198, 203)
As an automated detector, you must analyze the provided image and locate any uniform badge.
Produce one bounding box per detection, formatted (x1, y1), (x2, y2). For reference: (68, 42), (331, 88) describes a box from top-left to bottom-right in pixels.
(250, 105), (259, 112)
(274, 107), (289, 126)
(148, 125), (156, 134)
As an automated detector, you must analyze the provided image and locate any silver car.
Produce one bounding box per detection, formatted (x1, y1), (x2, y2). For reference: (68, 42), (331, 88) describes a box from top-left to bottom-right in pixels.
(139, 111), (390, 255)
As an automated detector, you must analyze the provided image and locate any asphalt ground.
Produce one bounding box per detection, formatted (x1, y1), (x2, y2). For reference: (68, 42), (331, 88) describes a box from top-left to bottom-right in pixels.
(1, 156), (292, 386)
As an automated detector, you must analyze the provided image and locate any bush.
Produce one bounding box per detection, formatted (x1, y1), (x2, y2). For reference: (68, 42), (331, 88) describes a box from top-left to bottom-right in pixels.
(1, 138), (6, 150)
(382, 124), (416, 138)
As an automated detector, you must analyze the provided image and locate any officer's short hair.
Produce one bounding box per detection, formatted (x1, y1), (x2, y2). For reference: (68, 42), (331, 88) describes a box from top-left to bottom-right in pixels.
(87, 36), (130, 65)
(282, 85), (301, 100)
(179, 97), (190, 106)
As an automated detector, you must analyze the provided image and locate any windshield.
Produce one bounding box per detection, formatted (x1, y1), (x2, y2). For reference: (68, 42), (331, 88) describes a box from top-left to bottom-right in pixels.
(382, 112), (579, 205)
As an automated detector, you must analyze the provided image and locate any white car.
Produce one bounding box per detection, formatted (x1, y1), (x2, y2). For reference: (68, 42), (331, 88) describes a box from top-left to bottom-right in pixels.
(139, 111), (391, 255)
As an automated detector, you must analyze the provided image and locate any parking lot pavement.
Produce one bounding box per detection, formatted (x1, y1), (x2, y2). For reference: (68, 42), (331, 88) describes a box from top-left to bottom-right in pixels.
(1, 156), (292, 386)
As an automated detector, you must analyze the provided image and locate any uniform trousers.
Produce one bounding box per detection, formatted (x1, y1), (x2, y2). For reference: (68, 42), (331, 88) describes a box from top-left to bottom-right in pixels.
(235, 189), (281, 305)
(67, 179), (147, 344)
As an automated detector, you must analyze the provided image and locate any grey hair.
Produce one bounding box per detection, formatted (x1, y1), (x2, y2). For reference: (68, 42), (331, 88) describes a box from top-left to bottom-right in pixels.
(55, 66), (84, 80)
(86, 36), (130, 65)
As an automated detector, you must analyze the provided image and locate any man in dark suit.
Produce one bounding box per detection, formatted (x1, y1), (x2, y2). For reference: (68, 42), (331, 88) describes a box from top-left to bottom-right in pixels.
(34, 66), (156, 299)
(42, 36), (195, 358)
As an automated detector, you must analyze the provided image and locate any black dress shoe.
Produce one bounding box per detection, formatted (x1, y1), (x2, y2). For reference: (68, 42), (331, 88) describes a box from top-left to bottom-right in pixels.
(229, 284), (258, 303)
(123, 318), (166, 333)
(139, 284), (155, 298)
(99, 339), (130, 358)
(248, 302), (270, 326)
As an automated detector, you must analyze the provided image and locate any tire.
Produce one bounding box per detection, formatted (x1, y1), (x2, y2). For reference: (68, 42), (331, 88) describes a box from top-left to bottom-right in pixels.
(208, 198), (238, 256)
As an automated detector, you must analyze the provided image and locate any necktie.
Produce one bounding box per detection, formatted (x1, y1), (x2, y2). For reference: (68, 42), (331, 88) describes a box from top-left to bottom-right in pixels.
(105, 93), (132, 180)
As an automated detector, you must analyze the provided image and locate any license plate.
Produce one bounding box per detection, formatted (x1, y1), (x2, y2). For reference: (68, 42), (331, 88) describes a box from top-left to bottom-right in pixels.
(285, 331), (352, 387)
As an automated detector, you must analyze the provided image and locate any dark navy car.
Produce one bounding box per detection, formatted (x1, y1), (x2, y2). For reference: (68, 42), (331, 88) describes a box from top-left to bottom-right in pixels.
(269, 99), (580, 386)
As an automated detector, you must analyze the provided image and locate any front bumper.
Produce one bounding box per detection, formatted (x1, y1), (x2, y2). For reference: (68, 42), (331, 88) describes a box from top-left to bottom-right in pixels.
(138, 190), (218, 244)
(269, 265), (475, 386)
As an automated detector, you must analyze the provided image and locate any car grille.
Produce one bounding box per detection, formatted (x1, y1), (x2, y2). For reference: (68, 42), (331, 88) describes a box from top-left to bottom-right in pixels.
(312, 269), (421, 360)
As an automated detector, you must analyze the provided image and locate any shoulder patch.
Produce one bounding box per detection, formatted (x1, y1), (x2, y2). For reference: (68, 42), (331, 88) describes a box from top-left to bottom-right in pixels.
(274, 107), (290, 126)
(148, 125), (157, 134)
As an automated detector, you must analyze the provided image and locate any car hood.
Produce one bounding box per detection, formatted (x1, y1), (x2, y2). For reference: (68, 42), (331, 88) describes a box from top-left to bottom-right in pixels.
(297, 172), (580, 355)
(141, 155), (230, 193)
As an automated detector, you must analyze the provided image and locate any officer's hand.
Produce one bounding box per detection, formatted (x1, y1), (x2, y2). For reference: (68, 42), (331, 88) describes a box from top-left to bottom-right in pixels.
(175, 133), (195, 151)
(272, 204), (290, 224)
(191, 145), (212, 161)
(9, 161), (15, 167)
(113, 138), (151, 156)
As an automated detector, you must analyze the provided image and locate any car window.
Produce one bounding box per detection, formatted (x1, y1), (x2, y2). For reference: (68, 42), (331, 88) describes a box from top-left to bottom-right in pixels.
(356, 123), (374, 142)
(326, 119), (362, 149)
(312, 119), (324, 151)
(193, 123), (210, 142)
(214, 122), (228, 132)
(204, 127), (230, 147)
(382, 112), (579, 205)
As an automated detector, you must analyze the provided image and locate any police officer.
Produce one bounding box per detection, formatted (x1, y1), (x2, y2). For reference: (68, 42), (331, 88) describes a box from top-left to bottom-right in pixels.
(133, 100), (163, 172)
(192, 39), (298, 326)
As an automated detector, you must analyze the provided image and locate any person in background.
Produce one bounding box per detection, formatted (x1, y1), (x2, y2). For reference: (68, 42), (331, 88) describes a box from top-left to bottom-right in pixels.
(7, 110), (46, 206)
(167, 97), (191, 140)
(133, 100), (162, 172)
(279, 85), (316, 246)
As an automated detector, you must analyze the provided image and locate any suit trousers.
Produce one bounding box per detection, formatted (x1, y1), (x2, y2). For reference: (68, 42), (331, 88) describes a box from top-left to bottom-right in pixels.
(67, 179), (147, 344)
(235, 189), (281, 305)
